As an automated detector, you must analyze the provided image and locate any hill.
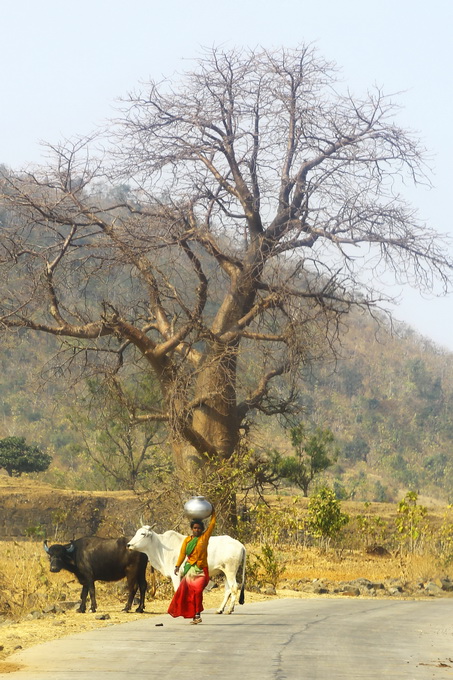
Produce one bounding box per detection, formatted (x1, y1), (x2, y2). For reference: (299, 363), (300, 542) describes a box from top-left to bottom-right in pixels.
(290, 312), (453, 502)
(1, 310), (453, 502)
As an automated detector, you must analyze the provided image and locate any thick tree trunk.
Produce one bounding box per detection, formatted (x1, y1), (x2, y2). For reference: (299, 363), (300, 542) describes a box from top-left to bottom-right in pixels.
(191, 342), (239, 462)
(168, 342), (241, 529)
(171, 438), (204, 478)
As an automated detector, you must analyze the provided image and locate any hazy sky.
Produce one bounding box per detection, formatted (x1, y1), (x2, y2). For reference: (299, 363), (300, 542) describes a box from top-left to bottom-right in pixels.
(2, 0), (452, 350)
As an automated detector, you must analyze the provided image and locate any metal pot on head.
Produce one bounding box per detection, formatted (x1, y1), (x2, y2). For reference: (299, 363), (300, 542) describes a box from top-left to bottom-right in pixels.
(184, 495), (213, 520)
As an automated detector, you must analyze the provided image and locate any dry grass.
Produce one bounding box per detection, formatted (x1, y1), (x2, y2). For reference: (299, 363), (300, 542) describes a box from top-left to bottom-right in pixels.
(278, 546), (448, 584)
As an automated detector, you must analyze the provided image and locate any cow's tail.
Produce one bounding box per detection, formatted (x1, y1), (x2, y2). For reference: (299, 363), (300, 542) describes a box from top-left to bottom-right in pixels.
(239, 546), (246, 605)
(149, 566), (156, 598)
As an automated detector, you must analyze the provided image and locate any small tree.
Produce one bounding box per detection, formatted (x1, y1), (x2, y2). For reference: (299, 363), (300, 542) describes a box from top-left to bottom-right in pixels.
(0, 437), (52, 477)
(307, 486), (349, 550)
(437, 504), (453, 567)
(278, 423), (337, 496)
(70, 377), (169, 491)
(355, 502), (388, 550)
(249, 544), (286, 590)
(395, 491), (428, 554)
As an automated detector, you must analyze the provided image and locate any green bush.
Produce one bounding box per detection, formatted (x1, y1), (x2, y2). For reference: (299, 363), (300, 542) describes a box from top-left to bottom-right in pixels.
(307, 487), (349, 550)
(249, 544), (286, 589)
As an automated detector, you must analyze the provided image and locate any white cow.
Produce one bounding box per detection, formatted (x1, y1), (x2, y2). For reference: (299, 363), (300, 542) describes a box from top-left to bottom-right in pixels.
(127, 526), (246, 614)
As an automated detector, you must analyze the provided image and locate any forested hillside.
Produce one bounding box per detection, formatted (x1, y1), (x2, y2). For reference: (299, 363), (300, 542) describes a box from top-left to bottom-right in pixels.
(1, 308), (452, 503)
(293, 314), (453, 502)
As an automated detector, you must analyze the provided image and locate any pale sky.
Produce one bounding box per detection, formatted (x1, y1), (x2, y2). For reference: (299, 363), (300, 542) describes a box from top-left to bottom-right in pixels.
(1, 0), (452, 350)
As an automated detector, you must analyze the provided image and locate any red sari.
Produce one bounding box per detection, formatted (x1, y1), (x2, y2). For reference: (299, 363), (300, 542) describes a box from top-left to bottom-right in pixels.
(167, 563), (210, 619)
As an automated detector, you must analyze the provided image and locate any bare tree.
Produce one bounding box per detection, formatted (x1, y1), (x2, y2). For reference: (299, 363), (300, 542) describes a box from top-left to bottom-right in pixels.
(70, 376), (169, 491)
(1, 46), (452, 489)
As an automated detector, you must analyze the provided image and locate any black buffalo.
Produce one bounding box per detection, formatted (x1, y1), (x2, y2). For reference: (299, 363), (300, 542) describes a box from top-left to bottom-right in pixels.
(44, 536), (148, 613)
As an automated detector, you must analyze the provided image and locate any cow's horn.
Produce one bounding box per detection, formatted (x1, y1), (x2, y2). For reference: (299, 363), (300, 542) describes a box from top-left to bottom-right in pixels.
(43, 540), (50, 553)
(66, 542), (75, 554)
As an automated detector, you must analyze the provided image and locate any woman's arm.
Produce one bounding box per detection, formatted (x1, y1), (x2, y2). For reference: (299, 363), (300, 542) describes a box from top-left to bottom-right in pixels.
(174, 537), (190, 573)
(204, 508), (216, 539)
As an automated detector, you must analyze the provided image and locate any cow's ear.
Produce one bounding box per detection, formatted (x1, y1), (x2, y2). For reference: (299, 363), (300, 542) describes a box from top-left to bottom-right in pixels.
(43, 540), (50, 553)
(65, 543), (75, 554)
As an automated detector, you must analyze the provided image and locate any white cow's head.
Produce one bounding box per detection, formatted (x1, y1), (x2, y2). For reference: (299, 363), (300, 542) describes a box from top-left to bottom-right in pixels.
(127, 525), (154, 552)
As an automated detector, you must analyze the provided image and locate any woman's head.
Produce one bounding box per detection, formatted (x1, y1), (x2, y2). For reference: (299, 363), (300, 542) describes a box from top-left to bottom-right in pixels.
(190, 518), (204, 536)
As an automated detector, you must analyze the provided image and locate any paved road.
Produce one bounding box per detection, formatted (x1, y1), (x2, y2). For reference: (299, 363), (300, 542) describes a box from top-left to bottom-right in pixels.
(1, 598), (452, 679)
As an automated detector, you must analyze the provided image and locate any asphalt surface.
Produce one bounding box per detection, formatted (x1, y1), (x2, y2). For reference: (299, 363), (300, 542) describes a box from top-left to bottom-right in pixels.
(1, 598), (452, 679)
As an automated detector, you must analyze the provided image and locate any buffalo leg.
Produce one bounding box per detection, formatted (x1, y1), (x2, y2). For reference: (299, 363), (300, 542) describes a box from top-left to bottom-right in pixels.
(123, 583), (137, 612)
(88, 582), (97, 612)
(123, 565), (147, 613)
(78, 585), (88, 613)
(123, 576), (146, 613)
(136, 571), (147, 612)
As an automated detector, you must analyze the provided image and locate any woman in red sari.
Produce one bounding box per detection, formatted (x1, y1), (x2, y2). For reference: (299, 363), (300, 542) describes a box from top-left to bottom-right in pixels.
(168, 507), (216, 624)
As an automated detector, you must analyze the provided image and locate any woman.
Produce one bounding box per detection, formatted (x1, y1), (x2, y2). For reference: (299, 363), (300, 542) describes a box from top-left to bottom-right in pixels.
(168, 507), (216, 624)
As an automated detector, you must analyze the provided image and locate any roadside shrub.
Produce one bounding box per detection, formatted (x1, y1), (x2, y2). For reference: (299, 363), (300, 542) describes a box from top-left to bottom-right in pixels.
(436, 505), (453, 566)
(237, 498), (307, 546)
(307, 487), (349, 551)
(395, 491), (429, 554)
(247, 544), (286, 590)
(354, 502), (389, 551)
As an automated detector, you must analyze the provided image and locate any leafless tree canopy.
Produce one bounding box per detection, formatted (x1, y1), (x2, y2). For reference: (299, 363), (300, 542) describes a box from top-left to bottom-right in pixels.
(1, 46), (452, 475)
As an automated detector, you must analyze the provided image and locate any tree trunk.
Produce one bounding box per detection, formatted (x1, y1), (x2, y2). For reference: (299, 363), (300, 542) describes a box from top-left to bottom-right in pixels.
(168, 342), (240, 529)
(191, 342), (239, 463)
